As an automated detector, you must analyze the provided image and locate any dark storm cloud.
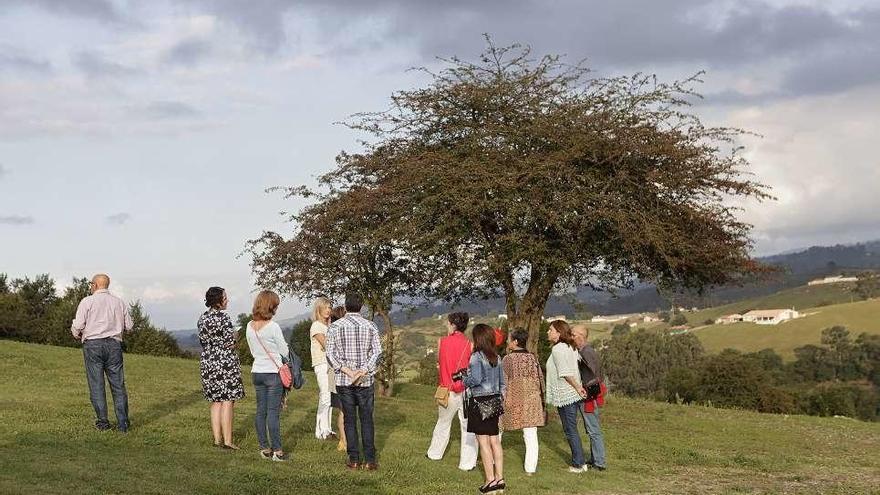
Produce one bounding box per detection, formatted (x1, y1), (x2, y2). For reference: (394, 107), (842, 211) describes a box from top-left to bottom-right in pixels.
(0, 215), (34, 225)
(173, 0), (880, 100)
(74, 51), (139, 78)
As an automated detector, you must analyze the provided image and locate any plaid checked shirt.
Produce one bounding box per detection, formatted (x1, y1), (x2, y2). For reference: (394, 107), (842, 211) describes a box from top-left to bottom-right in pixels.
(326, 313), (382, 387)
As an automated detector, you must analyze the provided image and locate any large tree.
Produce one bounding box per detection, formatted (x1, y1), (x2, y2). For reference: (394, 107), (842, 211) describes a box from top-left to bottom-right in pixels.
(322, 40), (772, 350)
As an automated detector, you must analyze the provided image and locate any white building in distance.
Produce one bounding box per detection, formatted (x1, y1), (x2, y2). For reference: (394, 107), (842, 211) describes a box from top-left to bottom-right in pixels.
(715, 314), (744, 324)
(808, 275), (859, 286)
(741, 309), (800, 325)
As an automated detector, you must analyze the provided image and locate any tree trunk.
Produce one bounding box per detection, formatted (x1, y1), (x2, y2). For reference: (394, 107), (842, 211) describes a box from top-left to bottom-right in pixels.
(377, 309), (396, 397)
(504, 266), (559, 354)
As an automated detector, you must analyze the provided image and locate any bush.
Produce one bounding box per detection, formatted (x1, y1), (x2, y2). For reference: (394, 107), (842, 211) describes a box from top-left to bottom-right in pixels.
(669, 313), (688, 326)
(287, 319), (313, 369)
(412, 352), (438, 385)
(611, 323), (630, 337)
(601, 329), (704, 396)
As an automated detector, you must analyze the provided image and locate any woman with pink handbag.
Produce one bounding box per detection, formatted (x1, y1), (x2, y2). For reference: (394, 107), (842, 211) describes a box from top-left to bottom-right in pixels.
(245, 290), (291, 462)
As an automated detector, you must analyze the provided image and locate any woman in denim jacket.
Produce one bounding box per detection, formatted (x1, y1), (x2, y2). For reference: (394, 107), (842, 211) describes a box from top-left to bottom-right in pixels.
(456, 323), (506, 494)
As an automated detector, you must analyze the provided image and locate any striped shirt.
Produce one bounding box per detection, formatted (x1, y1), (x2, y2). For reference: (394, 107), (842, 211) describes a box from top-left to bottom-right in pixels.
(326, 313), (382, 387)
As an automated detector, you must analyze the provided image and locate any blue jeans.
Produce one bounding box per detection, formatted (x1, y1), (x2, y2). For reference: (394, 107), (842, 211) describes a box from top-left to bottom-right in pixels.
(253, 373), (284, 451)
(82, 338), (129, 430)
(557, 401), (586, 467)
(338, 385), (376, 464)
(580, 407), (607, 468)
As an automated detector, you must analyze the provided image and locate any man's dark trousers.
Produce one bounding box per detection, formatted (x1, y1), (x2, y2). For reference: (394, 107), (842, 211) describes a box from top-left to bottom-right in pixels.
(83, 338), (129, 431)
(338, 384), (376, 463)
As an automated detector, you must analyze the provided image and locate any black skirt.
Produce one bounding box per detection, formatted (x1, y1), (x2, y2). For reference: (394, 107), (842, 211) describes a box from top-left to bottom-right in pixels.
(330, 392), (342, 409)
(466, 395), (501, 436)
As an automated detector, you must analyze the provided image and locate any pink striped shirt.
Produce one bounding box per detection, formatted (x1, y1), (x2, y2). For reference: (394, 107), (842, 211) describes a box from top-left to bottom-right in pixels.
(71, 289), (133, 342)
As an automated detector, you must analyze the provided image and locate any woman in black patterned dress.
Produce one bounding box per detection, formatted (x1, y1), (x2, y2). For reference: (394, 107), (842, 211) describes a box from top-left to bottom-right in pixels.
(198, 286), (245, 449)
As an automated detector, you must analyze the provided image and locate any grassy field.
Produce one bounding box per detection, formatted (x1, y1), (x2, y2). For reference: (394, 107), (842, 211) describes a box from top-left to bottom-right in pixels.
(684, 283), (860, 326)
(691, 298), (880, 359)
(2, 341), (879, 494)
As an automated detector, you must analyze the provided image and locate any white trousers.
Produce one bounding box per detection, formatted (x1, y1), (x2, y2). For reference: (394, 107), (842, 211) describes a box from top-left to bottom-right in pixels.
(313, 363), (333, 439)
(522, 427), (539, 473)
(426, 391), (479, 470)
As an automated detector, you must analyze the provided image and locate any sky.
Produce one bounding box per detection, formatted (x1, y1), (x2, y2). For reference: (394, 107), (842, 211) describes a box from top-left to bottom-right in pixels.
(2, 0), (879, 329)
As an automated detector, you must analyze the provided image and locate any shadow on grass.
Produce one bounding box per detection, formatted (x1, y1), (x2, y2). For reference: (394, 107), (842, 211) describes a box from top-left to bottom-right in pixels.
(136, 389), (203, 428)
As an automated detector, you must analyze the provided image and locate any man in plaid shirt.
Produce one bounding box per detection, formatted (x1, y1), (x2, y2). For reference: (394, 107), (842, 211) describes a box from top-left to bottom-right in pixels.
(326, 292), (382, 470)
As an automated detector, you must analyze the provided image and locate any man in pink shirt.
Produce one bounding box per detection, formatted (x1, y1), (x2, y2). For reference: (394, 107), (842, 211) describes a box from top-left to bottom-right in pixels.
(426, 312), (478, 470)
(71, 274), (133, 432)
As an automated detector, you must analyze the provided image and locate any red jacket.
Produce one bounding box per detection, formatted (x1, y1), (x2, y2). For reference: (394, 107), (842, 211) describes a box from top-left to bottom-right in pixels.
(584, 382), (607, 413)
(438, 331), (472, 394)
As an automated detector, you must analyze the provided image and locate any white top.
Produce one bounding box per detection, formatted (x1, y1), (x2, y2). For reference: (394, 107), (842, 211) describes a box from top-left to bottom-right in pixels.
(309, 320), (328, 367)
(246, 321), (290, 374)
(545, 342), (583, 407)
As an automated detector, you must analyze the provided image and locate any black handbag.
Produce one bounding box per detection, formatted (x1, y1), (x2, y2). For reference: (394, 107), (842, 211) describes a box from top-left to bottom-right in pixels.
(475, 394), (504, 420)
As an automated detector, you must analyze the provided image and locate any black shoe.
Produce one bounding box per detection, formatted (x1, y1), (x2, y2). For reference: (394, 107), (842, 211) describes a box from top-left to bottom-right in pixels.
(479, 481), (502, 493)
(489, 479), (505, 491)
(95, 422), (112, 431)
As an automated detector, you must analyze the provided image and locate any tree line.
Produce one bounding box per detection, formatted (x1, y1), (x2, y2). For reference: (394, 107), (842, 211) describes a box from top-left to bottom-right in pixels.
(602, 327), (880, 421)
(0, 273), (189, 358)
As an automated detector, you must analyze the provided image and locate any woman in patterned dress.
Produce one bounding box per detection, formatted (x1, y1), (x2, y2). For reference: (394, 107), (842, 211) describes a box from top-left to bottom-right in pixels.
(501, 328), (545, 475)
(198, 286), (245, 449)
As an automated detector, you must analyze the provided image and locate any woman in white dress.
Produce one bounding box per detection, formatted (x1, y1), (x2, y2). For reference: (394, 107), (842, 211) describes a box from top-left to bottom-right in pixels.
(310, 296), (336, 440)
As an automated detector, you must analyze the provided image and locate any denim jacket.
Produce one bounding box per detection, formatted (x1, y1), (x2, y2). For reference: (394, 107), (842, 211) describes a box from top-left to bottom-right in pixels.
(462, 351), (506, 398)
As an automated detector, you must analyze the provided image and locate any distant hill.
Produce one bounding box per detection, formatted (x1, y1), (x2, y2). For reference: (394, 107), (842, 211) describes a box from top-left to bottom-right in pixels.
(392, 240), (880, 322)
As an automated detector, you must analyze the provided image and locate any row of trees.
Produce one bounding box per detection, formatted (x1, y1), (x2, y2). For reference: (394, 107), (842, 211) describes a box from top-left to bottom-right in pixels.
(246, 39), (771, 396)
(603, 327), (880, 421)
(0, 273), (188, 358)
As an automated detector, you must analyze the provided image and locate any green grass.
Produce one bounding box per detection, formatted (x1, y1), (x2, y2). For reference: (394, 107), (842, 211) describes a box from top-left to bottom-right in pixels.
(2, 341), (879, 494)
(691, 298), (880, 359)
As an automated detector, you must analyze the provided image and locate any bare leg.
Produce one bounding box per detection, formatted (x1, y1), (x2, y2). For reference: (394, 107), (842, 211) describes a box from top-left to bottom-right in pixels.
(221, 401), (238, 448)
(336, 409), (347, 451)
(489, 434), (504, 481)
(210, 402), (222, 445)
(476, 435), (496, 484)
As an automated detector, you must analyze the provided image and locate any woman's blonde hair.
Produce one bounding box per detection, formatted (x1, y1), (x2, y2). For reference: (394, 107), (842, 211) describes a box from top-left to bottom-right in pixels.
(312, 296), (332, 323)
(252, 290), (280, 321)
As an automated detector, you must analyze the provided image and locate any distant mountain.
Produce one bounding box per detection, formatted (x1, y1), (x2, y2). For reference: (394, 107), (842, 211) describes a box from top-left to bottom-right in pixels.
(392, 240), (880, 322)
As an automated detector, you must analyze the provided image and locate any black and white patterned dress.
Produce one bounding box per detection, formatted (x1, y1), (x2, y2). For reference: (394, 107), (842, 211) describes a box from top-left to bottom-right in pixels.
(198, 309), (245, 402)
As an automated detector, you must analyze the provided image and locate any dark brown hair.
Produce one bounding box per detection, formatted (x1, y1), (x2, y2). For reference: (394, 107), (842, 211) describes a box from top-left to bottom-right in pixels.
(472, 323), (499, 366)
(550, 319), (578, 350)
(252, 290), (280, 321)
(205, 286), (225, 309)
(447, 312), (469, 332)
(330, 306), (346, 323)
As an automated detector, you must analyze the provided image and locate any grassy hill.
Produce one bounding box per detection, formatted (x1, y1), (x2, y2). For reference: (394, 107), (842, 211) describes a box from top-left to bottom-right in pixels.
(1, 340), (879, 494)
(691, 298), (880, 359)
(683, 282), (861, 324)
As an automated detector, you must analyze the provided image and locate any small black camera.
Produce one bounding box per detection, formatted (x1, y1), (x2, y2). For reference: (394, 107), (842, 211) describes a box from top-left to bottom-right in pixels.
(451, 367), (469, 382)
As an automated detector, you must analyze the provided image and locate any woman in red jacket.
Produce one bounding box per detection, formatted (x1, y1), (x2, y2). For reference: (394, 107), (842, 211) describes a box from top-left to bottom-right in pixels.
(425, 312), (478, 470)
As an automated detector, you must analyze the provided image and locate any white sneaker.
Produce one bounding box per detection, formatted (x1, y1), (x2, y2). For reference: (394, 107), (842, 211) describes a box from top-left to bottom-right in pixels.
(568, 466), (584, 473)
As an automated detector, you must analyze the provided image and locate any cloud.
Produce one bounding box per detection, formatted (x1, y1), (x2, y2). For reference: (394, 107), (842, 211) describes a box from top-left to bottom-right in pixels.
(4, 0), (123, 23)
(161, 38), (213, 67)
(74, 51), (139, 78)
(139, 101), (201, 120)
(0, 164), (6, 178)
(0, 46), (51, 74)
(106, 213), (131, 225)
(0, 215), (34, 225)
